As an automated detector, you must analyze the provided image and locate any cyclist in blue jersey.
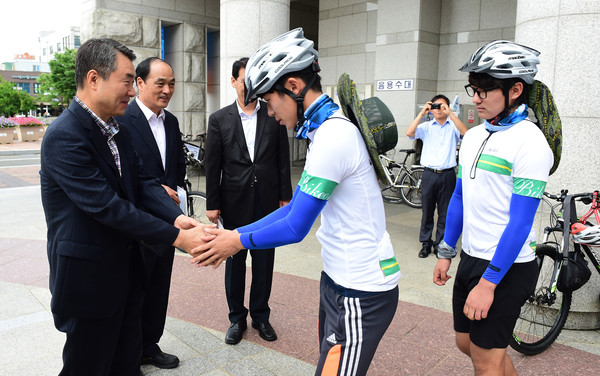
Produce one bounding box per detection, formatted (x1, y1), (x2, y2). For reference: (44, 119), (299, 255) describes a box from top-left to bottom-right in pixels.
(193, 28), (400, 376)
(433, 40), (553, 375)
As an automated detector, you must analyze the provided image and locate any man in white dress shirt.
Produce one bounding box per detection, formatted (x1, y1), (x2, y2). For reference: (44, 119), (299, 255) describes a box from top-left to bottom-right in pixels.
(118, 57), (186, 369)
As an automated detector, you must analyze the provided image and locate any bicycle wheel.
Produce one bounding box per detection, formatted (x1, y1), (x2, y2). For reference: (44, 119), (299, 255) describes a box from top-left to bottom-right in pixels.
(399, 167), (424, 208)
(188, 191), (208, 224)
(510, 243), (572, 355)
(381, 186), (403, 204)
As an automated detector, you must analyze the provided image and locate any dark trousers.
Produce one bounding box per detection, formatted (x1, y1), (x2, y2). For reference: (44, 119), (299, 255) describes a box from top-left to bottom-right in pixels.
(419, 168), (456, 248)
(224, 247), (275, 323)
(57, 253), (143, 376)
(316, 272), (398, 376)
(140, 245), (175, 357)
(224, 192), (275, 324)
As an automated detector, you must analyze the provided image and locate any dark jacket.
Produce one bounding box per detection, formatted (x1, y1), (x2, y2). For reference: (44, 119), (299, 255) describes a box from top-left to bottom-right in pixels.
(40, 99), (182, 320)
(117, 99), (186, 191)
(205, 101), (292, 228)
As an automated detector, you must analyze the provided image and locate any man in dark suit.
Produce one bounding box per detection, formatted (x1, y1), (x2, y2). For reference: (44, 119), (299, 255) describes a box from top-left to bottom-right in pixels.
(117, 57), (185, 369)
(40, 38), (208, 376)
(205, 57), (292, 345)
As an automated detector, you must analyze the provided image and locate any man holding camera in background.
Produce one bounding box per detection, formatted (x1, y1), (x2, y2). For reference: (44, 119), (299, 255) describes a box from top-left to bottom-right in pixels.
(407, 95), (467, 258)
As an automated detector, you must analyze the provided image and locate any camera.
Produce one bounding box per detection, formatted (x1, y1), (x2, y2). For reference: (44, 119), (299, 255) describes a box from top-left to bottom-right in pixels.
(430, 103), (441, 110)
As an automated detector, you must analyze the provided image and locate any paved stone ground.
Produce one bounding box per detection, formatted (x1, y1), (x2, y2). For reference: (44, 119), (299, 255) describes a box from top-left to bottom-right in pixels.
(1, 140), (599, 375)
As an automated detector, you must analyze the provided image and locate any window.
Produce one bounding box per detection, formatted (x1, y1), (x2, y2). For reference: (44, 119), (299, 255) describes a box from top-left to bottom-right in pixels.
(33, 83), (41, 94)
(49, 46), (53, 54)
(57, 43), (61, 52)
(16, 82), (31, 94)
(33, 65), (39, 71)
(74, 36), (81, 48)
(43, 48), (46, 56)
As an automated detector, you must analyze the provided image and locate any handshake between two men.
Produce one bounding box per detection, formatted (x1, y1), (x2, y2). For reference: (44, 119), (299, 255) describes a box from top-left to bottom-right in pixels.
(171, 214), (242, 268)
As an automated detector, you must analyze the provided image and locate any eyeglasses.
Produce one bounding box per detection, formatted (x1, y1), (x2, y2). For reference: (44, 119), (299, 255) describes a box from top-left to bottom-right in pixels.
(464, 84), (500, 99)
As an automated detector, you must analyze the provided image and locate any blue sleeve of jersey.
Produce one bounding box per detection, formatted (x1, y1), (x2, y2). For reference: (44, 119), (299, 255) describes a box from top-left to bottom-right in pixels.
(482, 194), (541, 284)
(236, 186), (300, 233)
(443, 178), (463, 248)
(239, 188), (327, 249)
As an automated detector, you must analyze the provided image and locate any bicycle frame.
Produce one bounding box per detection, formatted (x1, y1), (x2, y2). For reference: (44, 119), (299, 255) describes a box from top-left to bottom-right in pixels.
(378, 150), (422, 188)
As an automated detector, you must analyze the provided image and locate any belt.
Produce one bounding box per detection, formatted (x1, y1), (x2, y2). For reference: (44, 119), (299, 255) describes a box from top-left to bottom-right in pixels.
(425, 167), (455, 174)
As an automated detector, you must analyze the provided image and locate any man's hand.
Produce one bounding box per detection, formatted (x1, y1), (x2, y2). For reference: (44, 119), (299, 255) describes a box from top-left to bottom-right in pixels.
(172, 222), (216, 255)
(190, 228), (243, 269)
(162, 184), (181, 204)
(433, 258), (452, 286)
(279, 200), (290, 208)
(423, 101), (432, 114)
(463, 278), (497, 321)
(174, 214), (200, 230)
(206, 209), (221, 224)
(440, 102), (452, 116)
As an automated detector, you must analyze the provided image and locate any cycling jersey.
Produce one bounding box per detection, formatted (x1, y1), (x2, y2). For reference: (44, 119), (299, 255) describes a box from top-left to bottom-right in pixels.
(238, 104), (400, 292)
(303, 109), (400, 292)
(458, 119), (553, 263)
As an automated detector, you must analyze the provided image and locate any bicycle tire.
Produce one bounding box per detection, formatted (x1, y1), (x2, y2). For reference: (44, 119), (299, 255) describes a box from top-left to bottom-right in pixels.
(399, 167), (424, 208)
(188, 191), (208, 224)
(380, 163), (404, 204)
(510, 243), (572, 355)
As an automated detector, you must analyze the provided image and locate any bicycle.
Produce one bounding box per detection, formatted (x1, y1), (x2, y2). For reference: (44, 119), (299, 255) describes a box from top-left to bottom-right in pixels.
(379, 149), (424, 208)
(510, 189), (600, 355)
(182, 133), (208, 224)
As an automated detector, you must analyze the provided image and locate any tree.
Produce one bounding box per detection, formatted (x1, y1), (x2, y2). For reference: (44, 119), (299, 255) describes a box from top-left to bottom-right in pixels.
(0, 78), (37, 117)
(38, 48), (77, 108)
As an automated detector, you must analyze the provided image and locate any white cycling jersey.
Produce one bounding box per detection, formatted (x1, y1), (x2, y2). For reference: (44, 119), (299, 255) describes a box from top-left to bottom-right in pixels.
(300, 109), (400, 292)
(458, 119), (553, 262)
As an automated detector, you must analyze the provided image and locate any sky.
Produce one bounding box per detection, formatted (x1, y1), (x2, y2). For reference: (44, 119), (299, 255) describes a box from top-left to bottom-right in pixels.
(1, 0), (82, 63)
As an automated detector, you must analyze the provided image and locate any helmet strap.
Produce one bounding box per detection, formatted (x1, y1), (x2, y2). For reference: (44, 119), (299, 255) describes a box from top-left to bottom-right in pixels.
(274, 73), (318, 127)
(488, 86), (519, 125)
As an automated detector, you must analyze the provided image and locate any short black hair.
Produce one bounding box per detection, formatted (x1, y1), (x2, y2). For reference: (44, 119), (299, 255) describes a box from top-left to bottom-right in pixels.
(232, 58), (249, 80)
(431, 94), (450, 105)
(75, 38), (136, 89)
(135, 57), (173, 83)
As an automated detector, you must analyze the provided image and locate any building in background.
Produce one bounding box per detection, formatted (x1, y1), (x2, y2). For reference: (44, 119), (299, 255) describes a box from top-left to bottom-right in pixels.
(38, 26), (81, 63)
(0, 53), (49, 97)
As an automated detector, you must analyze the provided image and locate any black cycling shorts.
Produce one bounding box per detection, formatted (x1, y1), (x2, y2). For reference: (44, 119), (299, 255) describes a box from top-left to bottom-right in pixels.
(452, 251), (538, 349)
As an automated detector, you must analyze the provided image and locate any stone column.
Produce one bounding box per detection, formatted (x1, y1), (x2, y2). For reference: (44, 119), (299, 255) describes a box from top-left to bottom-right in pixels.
(219, 0), (290, 106)
(516, 0), (600, 329)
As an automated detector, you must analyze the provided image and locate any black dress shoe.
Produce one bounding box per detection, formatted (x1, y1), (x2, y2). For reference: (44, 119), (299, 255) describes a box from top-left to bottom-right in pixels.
(225, 320), (247, 345)
(418, 245), (432, 258)
(252, 321), (277, 341)
(141, 351), (179, 369)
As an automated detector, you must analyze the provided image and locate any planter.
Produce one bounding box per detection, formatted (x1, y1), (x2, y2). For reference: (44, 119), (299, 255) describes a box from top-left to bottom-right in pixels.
(0, 129), (13, 144)
(18, 125), (45, 142)
(12, 127), (19, 140)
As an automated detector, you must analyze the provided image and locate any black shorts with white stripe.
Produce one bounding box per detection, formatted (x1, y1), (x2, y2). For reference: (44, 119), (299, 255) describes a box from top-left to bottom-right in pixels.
(315, 272), (398, 376)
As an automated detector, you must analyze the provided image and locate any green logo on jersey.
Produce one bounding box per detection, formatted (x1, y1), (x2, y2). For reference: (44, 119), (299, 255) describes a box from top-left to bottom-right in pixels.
(380, 256), (400, 276)
(477, 154), (512, 176)
(299, 171), (338, 200)
(513, 177), (546, 199)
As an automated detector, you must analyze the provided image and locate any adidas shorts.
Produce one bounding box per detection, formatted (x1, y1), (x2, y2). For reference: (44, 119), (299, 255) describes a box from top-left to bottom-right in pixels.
(315, 272), (398, 376)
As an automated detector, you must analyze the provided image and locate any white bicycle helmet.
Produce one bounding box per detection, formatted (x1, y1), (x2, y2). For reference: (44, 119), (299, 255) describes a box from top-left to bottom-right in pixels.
(244, 27), (319, 105)
(459, 40), (540, 84)
(571, 222), (600, 246)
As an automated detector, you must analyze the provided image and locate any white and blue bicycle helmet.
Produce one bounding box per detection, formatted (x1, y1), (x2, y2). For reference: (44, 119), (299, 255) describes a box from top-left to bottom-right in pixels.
(244, 28), (320, 123)
(459, 40), (541, 84)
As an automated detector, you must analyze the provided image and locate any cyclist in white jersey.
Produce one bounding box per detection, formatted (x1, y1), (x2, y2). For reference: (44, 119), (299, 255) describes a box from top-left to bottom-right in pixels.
(192, 28), (400, 376)
(433, 40), (553, 375)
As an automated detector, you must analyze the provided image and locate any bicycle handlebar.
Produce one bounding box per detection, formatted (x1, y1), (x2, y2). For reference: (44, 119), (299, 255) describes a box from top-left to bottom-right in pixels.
(543, 190), (595, 205)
